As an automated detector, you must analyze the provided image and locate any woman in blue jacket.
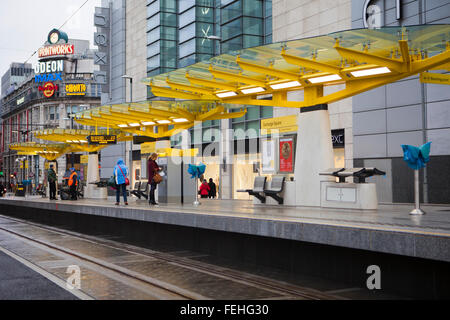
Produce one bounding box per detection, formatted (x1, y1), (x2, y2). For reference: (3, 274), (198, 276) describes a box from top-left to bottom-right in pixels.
(114, 158), (128, 205)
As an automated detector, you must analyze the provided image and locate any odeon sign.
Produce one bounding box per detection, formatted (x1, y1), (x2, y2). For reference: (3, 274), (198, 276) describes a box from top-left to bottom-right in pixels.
(34, 60), (64, 74)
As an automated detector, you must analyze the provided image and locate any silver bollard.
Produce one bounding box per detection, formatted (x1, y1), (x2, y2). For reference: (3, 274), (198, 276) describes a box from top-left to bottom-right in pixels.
(410, 169), (425, 215)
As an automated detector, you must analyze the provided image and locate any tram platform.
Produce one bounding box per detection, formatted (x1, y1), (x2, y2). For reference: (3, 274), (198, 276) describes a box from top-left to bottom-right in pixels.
(0, 196), (449, 264)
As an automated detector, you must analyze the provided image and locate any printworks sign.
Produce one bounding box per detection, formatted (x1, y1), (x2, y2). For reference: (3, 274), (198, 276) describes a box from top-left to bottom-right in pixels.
(87, 135), (117, 145)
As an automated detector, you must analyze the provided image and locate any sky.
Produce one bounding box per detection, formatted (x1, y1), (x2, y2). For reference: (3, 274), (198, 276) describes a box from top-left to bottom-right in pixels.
(0, 0), (101, 77)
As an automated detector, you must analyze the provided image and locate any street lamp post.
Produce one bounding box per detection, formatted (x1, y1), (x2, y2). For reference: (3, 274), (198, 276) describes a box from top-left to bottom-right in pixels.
(207, 35), (221, 55)
(122, 75), (133, 103)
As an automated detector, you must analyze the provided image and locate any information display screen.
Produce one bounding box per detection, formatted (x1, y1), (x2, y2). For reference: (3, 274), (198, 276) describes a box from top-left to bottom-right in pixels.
(87, 135), (117, 145)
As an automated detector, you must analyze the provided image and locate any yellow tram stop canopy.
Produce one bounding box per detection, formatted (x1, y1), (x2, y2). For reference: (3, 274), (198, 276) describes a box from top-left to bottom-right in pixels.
(9, 142), (70, 161)
(33, 128), (133, 153)
(143, 25), (450, 107)
(73, 100), (246, 138)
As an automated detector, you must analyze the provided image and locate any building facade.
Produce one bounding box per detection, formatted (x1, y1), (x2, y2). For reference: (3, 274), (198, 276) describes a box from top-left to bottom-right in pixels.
(0, 35), (101, 189)
(351, 0), (450, 204)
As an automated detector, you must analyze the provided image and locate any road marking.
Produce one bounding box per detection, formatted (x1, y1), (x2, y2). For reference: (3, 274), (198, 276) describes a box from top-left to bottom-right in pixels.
(0, 245), (94, 300)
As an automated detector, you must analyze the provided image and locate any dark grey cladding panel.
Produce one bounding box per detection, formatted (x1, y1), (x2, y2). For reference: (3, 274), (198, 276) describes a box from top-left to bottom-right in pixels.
(392, 157), (422, 203)
(426, 155), (450, 204)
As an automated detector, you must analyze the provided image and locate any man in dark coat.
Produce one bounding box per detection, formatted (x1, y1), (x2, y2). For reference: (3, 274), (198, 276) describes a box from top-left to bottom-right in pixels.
(208, 178), (217, 199)
(48, 164), (57, 200)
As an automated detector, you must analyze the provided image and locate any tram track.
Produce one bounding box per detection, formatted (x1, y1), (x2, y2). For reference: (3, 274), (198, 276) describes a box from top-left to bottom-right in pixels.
(0, 214), (343, 300)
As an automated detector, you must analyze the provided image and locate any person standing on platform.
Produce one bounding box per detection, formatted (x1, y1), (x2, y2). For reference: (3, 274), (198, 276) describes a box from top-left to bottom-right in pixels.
(68, 168), (78, 200)
(208, 178), (217, 199)
(199, 179), (210, 198)
(114, 159), (129, 206)
(147, 153), (161, 205)
(48, 164), (57, 200)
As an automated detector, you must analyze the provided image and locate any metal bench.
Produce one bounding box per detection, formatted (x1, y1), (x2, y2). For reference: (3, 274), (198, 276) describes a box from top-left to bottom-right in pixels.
(320, 167), (385, 183)
(130, 181), (142, 199)
(264, 176), (285, 205)
(237, 176), (267, 203)
(350, 167), (386, 183)
(319, 168), (345, 182)
(138, 181), (149, 200)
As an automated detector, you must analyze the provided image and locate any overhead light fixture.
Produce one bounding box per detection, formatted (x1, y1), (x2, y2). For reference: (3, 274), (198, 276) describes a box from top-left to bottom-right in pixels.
(172, 118), (189, 123)
(66, 140), (73, 143)
(79, 140), (88, 143)
(350, 67), (391, 77)
(241, 87), (265, 94)
(307, 74), (341, 84)
(117, 124), (128, 128)
(129, 123), (140, 127)
(216, 91), (237, 98)
(72, 140), (79, 143)
(141, 121), (155, 126)
(156, 120), (171, 124)
(270, 81), (301, 90)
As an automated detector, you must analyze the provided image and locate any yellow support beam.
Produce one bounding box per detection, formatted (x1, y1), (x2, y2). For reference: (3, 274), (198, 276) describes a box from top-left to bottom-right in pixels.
(281, 50), (342, 74)
(334, 45), (405, 73)
(209, 66), (266, 87)
(186, 74), (237, 91)
(236, 56), (299, 81)
(195, 105), (225, 122)
(166, 79), (215, 96)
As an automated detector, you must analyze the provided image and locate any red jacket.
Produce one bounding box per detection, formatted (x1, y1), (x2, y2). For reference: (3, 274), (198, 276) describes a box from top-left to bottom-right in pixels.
(147, 159), (159, 183)
(199, 182), (210, 196)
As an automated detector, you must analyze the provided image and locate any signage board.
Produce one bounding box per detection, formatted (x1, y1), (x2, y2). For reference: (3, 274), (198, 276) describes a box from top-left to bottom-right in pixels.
(34, 60), (64, 74)
(16, 97), (25, 105)
(87, 135), (117, 145)
(279, 137), (294, 173)
(261, 115), (297, 134)
(66, 83), (87, 96)
(35, 73), (62, 83)
(38, 82), (58, 98)
(141, 142), (156, 154)
(331, 129), (345, 148)
(420, 72), (450, 85)
(80, 155), (89, 164)
(261, 139), (276, 173)
(38, 44), (74, 58)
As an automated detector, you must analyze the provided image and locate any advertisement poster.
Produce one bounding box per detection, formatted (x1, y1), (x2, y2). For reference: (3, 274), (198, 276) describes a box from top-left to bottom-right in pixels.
(279, 137), (294, 173)
(261, 139), (275, 173)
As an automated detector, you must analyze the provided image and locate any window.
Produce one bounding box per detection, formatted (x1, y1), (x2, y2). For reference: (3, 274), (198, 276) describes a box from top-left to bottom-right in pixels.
(179, 0), (195, 13)
(222, 1), (241, 23)
(243, 0), (262, 17)
(147, 13), (160, 31)
(179, 7), (195, 28)
(179, 38), (196, 57)
(147, 27), (160, 44)
(222, 18), (242, 41)
(180, 23), (196, 43)
(243, 35), (262, 48)
(243, 17), (263, 35)
(147, 0), (160, 17)
(147, 41), (161, 57)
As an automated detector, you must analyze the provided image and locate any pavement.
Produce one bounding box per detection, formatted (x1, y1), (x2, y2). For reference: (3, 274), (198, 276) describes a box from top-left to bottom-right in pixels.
(0, 250), (78, 300)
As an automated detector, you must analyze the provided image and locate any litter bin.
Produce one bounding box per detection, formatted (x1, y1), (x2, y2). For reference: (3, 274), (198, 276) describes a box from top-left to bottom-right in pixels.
(15, 183), (25, 197)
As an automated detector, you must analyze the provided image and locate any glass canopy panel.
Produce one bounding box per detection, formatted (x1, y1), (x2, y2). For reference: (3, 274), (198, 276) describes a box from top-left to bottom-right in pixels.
(144, 25), (450, 88)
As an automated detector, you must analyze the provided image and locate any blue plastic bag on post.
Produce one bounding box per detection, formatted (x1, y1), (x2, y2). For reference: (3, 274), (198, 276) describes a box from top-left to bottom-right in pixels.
(187, 163), (206, 179)
(401, 142), (431, 170)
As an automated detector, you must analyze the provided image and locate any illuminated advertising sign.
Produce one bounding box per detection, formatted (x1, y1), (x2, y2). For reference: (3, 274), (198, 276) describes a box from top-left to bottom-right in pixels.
(35, 73), (62, 83)
(34, 60), (64, 74)
(87, 135), (117, 145)
(65, 84), (87, 96)
(38, 82), (58, 98)
(279, 137), (294, 173)
(38, 44), (74, 58)
(16, 97), (25, 105)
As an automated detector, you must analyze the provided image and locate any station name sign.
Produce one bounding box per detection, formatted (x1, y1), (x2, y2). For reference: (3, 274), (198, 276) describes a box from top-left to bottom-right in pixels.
(34, 60), (64, 74)
(87, 135), (117, 145)
(38, 44), (74, 58)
